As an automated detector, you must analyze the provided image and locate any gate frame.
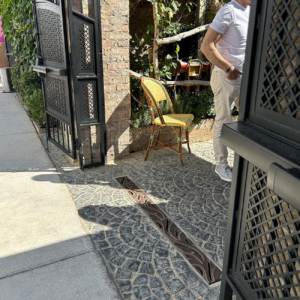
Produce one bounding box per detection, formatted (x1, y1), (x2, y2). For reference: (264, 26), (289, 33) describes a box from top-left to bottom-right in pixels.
(67, 0), (106, 170)
(32, 0), (106, 168)
(220, 0), (300, 298)
(32, 0), (77, 159)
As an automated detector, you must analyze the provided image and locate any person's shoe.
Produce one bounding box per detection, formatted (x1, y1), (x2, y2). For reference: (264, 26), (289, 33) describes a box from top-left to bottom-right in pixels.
(215, 164), (232, 182)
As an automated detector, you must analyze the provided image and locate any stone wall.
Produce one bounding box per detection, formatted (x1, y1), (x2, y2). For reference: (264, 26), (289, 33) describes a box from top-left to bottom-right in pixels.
(101, 0), (131, 162)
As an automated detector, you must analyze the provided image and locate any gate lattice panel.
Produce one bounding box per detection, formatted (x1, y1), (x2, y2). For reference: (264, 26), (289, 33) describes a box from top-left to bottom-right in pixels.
(68, 6), (106, 169)
(33, 0), (76, 158)
(236, 164), (300, 299)
(250, 0), (300, 143)
(220, 0), (300, 299)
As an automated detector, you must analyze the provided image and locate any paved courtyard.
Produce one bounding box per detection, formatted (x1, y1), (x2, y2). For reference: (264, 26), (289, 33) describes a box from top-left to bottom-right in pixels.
(41, 135), (234, 300)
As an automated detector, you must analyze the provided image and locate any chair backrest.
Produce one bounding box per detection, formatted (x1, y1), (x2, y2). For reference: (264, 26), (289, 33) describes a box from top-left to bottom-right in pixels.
(188, 59), (202, 77)
(141, 78), (175, 124)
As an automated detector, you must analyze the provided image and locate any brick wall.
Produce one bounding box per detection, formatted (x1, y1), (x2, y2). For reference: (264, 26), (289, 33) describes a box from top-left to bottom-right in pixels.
(101, 0), (131, 161)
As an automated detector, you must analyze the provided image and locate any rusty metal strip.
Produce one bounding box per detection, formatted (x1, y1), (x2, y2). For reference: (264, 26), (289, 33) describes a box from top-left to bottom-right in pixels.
(115, 176), (222, 285)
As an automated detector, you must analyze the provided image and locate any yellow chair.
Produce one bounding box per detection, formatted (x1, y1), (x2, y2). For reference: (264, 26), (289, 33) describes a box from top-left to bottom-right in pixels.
(141, 77), (194, 166)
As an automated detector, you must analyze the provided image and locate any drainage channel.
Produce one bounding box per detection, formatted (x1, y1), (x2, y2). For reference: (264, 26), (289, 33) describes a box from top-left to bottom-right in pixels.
(115, 176), (222, 286)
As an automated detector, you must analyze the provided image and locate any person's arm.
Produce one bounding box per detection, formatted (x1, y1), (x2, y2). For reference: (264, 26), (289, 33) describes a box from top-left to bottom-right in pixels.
(201, 27), (242, 80)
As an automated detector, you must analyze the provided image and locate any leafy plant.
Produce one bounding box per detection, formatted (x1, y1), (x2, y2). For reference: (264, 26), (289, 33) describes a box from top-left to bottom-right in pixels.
(131, 108), (152, 128)
(1, 0), (45, 125)
(147, 0), (196, 38)
(0, 0), (37, 70)
(11, 65), (45, 125)
(23, 89), (45, 126)
(172, 89), (215, 124)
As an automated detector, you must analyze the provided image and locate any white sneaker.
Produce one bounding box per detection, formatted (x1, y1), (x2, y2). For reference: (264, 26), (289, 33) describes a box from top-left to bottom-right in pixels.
(215, 165), (232, 182)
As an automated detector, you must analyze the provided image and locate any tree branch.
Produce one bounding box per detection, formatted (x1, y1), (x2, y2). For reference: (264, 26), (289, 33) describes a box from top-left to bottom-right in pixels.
(156, 23), (210, 45)
(129, 70), (210, 86)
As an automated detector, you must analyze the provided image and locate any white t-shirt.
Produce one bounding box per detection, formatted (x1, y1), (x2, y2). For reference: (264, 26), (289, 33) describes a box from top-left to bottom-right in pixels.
(210, 0), (250, 72)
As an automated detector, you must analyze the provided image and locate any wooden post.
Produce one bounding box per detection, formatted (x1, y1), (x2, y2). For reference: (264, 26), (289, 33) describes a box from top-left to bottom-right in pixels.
(148, 48), (154, 78)
(153, 2), (159, 79)
(196, 0), (207, 60)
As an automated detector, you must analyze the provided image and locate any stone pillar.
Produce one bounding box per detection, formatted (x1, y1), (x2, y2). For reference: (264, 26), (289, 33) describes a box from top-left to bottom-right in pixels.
(101, 0), (130, 162)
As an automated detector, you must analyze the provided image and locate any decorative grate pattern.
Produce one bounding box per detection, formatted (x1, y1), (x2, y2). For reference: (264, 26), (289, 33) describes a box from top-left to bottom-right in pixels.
(44, 76), (68, 117)
(83, 83), (95, 119)
(260, 0), (300, 120)
(116, 176), (223, 285)
(37, 9), (65, 64)
(239, 165), (300, 298)
(79, 22), (92, 71)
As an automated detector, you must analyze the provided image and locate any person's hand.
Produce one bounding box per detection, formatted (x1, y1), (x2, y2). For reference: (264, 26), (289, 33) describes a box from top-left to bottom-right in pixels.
(226, 67), (242, 80)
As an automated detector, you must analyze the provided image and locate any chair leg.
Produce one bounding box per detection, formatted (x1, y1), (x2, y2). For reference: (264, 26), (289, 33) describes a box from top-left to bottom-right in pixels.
(145, 124), (155, 161)
(155, 127), (161, 147)
(186, 129), (191, 154)
(178, 127), (184, 166)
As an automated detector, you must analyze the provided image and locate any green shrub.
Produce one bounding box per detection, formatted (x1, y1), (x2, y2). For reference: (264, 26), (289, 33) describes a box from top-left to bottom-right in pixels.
(11, 65), (45, 125)
(130, 99), (171, 128)
(131, 108), (152, 128)
(1, 0), (45, 126)
(172, 89), (215, 125)
(23, 89), (45, 126)
(0, 0), (37, 70)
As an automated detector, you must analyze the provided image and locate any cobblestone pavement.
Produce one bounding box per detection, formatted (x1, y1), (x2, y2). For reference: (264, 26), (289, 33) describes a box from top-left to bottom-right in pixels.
(41, 135), (234, 300)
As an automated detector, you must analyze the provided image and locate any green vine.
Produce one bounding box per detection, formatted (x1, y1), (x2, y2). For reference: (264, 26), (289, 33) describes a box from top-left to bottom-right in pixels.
(147, 0), (196, 38)
(0, 0), (37, 70)
(0, 0), (45, 125)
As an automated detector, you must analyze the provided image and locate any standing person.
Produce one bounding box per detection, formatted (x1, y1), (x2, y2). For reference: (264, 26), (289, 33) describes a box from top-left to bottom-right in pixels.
(201, 0), (251, 182)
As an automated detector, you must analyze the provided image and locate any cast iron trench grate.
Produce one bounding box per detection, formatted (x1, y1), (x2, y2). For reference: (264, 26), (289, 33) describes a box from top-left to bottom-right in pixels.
(116, 176), (222, 285)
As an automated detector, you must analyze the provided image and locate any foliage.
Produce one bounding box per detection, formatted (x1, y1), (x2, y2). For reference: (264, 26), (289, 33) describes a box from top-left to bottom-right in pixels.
(130, 35), (151, 75)
(157, 44), (180, 80)
(131, 108), (152, 128)
(130, 92), (172, 128)
(23, 89), (45, 125)
(0, 0), (37, 70)
(172, 89), (215, 124)
(147, 0), (196, 38)
(1, 0), (44, 125)
(11, 65), (45, 125)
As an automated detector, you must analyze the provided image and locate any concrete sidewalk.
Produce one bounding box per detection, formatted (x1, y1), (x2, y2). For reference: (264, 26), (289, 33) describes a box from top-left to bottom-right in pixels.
(0, 90), (122, 300)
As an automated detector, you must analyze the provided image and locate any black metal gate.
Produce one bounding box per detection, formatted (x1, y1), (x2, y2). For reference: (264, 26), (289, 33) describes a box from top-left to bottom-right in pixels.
(32, 0), (76, 158)
(220, 0), (300, 299)
(68, 0), (106, 169)
(32, 0), (106, 168)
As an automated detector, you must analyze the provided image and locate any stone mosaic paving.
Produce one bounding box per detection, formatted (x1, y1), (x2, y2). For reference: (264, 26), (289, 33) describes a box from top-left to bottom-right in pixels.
(41, 135), (234, 299)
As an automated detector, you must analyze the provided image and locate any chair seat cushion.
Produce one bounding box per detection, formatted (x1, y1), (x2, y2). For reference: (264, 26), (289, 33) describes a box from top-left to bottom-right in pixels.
(153, 114), (194, 129)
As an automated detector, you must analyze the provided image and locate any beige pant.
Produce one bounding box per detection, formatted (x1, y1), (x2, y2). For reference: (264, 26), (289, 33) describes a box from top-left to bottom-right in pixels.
(210, 71), (241, 166)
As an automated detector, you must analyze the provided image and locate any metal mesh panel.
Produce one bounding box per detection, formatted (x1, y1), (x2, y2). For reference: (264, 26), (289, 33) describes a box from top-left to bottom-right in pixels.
(79, 22), (92, 71)
(260, 0), (300, 120)
(239, 165), (300, 298)
(37, 9), (65, 64)
(44, 76), (68, 117)
(83, 83), (95, 119)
